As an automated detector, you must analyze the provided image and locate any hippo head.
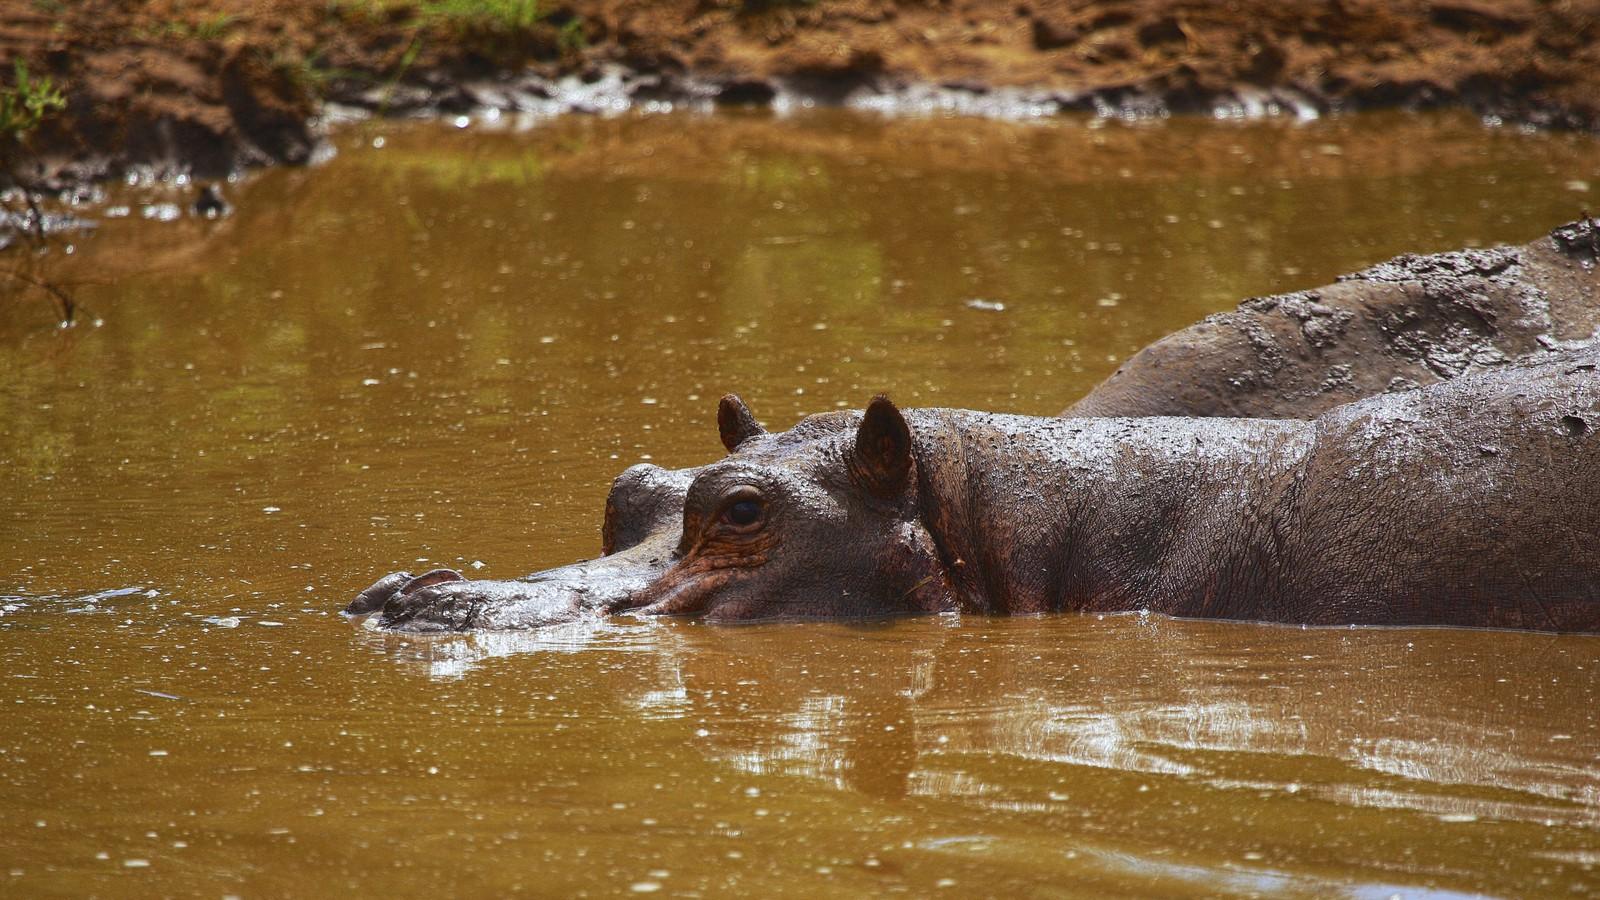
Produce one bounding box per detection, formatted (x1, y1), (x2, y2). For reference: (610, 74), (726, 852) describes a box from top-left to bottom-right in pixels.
(348, 395), (957, 630)
(619, 395), (958, 621)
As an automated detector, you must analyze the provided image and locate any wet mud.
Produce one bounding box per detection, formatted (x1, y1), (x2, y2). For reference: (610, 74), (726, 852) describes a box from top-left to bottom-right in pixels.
(6, 0), (1600, 190)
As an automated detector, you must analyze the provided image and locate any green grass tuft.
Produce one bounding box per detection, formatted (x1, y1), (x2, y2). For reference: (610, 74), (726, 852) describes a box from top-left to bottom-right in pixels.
(418, 0), (547, 32)
(0, 61), (66, 147)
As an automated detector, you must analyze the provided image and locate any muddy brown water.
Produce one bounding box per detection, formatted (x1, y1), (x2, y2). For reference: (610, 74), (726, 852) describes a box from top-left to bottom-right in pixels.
(3, 110), (1599, 897)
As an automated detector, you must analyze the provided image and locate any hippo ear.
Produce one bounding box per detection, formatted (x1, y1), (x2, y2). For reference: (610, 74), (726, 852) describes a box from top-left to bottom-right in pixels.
(718, 394), (766, 453)
(852, 394), (912, 496)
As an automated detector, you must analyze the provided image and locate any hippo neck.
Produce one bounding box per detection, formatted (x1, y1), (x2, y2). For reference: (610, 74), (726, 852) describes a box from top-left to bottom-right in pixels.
(909, 410), (1315, 618)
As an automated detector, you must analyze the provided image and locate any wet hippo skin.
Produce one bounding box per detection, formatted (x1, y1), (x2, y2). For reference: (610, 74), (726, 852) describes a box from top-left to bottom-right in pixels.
(349, 220), (1600, 631)
(355, 348), (1600, 633)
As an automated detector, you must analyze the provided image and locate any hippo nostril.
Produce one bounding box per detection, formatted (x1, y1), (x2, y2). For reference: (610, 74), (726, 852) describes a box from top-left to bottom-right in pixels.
(397, 568), (466, 597)
(345, 571), (415, 616)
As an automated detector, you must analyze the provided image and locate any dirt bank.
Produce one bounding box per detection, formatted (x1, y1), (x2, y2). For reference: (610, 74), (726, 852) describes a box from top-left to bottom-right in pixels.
(4, 0), (1600, 190)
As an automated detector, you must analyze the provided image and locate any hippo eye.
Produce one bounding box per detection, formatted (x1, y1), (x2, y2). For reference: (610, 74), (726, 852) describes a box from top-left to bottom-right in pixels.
(720, 486), (765, 530)
(729, 501), (761, 525)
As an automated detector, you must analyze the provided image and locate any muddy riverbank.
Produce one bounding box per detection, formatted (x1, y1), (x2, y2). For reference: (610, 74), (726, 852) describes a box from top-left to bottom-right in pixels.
(5, 0), (1600, 191)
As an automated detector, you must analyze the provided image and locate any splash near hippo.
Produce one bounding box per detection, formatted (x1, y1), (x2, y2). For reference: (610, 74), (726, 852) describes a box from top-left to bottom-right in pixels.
(349, 221), (1600, 633)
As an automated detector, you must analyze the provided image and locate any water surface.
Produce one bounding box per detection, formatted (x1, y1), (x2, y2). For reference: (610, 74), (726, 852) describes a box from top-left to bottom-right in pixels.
(2, 109), (1598, 896)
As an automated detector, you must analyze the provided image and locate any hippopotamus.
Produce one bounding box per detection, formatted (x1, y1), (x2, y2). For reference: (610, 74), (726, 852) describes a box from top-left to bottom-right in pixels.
(353, 348), (1600, 632)
(347, 220), (1600, 631)
(1068, 218), (1600, 418)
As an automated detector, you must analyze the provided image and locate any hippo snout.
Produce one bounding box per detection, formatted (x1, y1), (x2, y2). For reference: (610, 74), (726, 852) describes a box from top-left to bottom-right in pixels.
(376, 575), (496, 632)
(346, 567), (518, 631)
(348, 505), (682, 632)
(345, 568), (466, 617)
(346, 564), (630, 632)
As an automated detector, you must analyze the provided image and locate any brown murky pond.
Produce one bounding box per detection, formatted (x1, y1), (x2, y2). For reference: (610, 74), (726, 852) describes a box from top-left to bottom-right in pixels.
(3, 110), (1599, 897)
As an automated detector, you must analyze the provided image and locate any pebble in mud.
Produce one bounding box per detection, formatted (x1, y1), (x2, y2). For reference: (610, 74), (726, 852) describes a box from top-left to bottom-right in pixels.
(193, 184), (230, 219)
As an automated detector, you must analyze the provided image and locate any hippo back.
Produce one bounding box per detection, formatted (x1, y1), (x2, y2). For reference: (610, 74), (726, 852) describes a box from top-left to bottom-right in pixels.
(1067, 222), (1600, 420)
(1270, 349), (1600, 630)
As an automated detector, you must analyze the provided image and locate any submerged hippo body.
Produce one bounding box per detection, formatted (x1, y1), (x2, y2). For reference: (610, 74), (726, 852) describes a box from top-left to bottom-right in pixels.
(355, 350), (1600, 632)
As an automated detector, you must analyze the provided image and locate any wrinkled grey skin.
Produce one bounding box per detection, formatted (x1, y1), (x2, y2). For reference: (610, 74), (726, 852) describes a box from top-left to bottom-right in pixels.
(348, 220), (1600, 631)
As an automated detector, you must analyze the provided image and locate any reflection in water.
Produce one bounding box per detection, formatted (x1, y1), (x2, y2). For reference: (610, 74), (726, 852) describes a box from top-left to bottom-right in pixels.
(615, 618), (1600, 821)
(3, 109), (1599, 896)
(329, 613), (1599, 896)
(352, 616), (656, 680)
